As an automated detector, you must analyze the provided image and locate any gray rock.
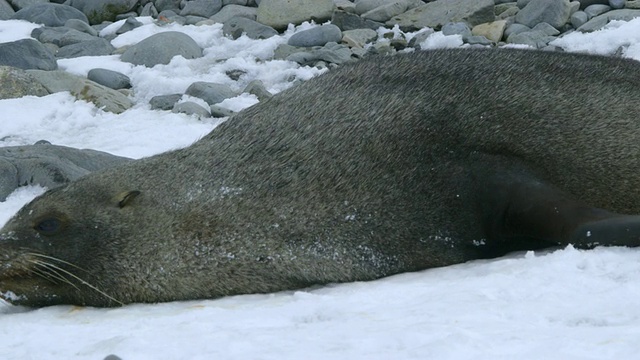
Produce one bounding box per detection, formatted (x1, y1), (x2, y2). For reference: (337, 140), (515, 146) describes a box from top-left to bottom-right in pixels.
(121, 31), (203, 67)
(172, 101), (211, 117)
(354, 0), (388, 14)
(334, 0), (356, 13)
(67, 0), (138, 24)
(471, 20), (508, 43)
(185, 15), (209, 25)
(34, 27), (97, 47)
(243, 79), (272, 101)
(140, 2), (159, 17)
(256, 0), (335, 30)
(115, 12), (138, 21)
(0, 0), (15, 20)
(497, 5), (520, 19)
(570, 10), (588, 27)
(287, 24), (342, 47)
(27, 69), (134, 113)
(515, 0), (572, 29)
(584, 4), (611, 16)
(577, 9), (640, 31)
(210, 4), (257, 23)
(150, 93), (182, 110)
(222, 16), (278, 39)
(387, 0), (495, 31)
(0, 39), (57, 70)
(0, 144), (131, 201)
(407, 28), (435, 48)
(285, 42), (353, 65)
(223, 0), (248, 5)
(209, 104), (236, 117)
(507, 29), (556, 47)
(154, 0), (181, 11)
(103, 355), (123, 360)
(331, 10), (385, 31)
(185, 82), (235, 105)
(577, 0), (608, 9)
(464, 35), (493, 45)
(56, 38), (115, 58)
(12, 3), (88, 26)
(0, 66), (49, 100)
(116, 16), (143, 34)
(180, 0), (223, 17)
(87, 68), (131, 90)
(8, 0), (48, 10)
(361, 0), (416, 22)
(532, 22), (560, 35)
(342, 28), (378, 48)
(442, 22), (472, 37)
(65, 18), (99, 36)
(504, 23), (531, 38)
(609, 0), (625, 9)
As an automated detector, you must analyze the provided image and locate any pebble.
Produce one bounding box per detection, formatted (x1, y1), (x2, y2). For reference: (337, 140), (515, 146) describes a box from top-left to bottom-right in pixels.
(185, 82), (236, 105)
(150, 94), (183, 110)
(172, 101), (212, 118)
(244, 80), (272, 101)
(210, 104), (236, 117)
(584, 4), (611, 17)
(287, 24), (342, 47)
(222, 16), (278, 39)
(120, 31), (203, 67)
(87, 68), (131, 90)
(331, 10), (384, 31)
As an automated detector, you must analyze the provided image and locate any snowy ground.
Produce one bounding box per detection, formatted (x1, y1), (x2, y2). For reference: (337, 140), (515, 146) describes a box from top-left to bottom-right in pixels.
(2, 17), (640, 360)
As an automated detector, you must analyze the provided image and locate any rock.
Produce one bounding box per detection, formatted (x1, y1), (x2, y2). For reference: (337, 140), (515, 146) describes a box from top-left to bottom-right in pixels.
(515, 0), (572, 29)
(180, 0), (223, 17)
(256, 0), (335, 30)
(154, 0), (181, 11)
(577, 0), (609, 9)
(116, 16), (143, 34)
(209, 104), (236, 117)
(361, 0), (417, 22)
(150, 93), (182, 110)
(342, 28), (378, 48)
(331, 10), (384, 31)
(55, 38), (115, 58)
(34, 27), (97, 47)
(121, 31), (203, 67)
(570, 10), (589, 27)
(243, 80), (272, 101)
(442, 22), (472, 37)
(172, 101), (211, 118)
(210, 5), (257, 23)
(407, 28), (435, 48)
(287, 24), (342, 47)
(225, 69), (246, 81)
(185, 82), (236, 105)
(497, 5), (520, 19)
(8, 0), (48, 10)
(12, 3), (88, 26)
(532, 21), (560, 35)
(584, 3), (611, 16)
(0, 143), (131, 201)
(464, 35), (493, 45)
(285, 42), (353, 65)
(65, 18), (99, 36)
(577, 9), (640, 31)
(87, 68), (131, 90)
(26, 69), (134, 113)
(0, 66), (49, 100)
(495, 2), (519, 15)
(471, 20), (507, 43)
(0, 0), (15, 20)
(354, 0), (389, 14)
(0, 39), (57, 70)
(504, 23), (531, 38)
(517, 0), (533, 6)
(506, 28), (556, 47)
(67, 0), (138, 24)
(140, 2), (158, 17)
(609, 0), (625, 8)
(223, 0), (248, 5)
(222, 16), (278, 39)
(334, 0), (356, 13)
(387, 0), (495, 31)
(627, 0), (640, 8)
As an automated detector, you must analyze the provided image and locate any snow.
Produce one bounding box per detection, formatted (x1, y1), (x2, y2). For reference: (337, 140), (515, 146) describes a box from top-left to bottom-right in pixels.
(2, 16), (640, 360)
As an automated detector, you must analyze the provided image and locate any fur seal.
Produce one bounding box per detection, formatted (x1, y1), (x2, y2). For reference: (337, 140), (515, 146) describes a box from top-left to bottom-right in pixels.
(2, 48), (640, 307)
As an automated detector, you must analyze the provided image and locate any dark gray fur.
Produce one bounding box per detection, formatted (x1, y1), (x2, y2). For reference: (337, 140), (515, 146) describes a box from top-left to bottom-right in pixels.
(2, 48), (640, 307)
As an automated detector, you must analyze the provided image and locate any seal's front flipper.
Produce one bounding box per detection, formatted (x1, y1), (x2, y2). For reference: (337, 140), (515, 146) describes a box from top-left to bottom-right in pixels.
(479, 168), (640, 252)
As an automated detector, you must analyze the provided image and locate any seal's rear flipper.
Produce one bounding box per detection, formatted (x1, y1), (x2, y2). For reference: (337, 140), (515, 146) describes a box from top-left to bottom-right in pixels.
(479, 166), (640, 251)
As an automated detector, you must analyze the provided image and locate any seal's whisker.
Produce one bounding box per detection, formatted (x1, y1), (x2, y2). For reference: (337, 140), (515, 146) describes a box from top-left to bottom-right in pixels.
(28, 266), (61, 285)
(29, 259), (81, 291)
(27, 252), (89, 274)
(30, 258), (123, 306)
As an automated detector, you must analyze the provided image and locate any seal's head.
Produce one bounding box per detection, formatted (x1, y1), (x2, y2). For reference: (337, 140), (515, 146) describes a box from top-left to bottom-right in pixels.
(0, 179), (144, 307)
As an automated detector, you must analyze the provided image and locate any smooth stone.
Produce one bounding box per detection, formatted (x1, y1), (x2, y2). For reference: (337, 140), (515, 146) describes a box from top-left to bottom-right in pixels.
(0, 0), (15, 20)
(627, 0), (640, 8)
(532, 22), (560, 35)
(150, 93), (182, 110)
(0, 66), (49, 100)
(223, 0), (248, 5)
(8, 0), (48, 10)
(506, 29), (556, 48)
(609, 0), (625, 8)
(577, 0), (609, 9)
(210, 4), (257, 23)
(361, 0), (419, 22)
(256, 0), (335, 30)
(67, 0), (139, 24)
(495, 2), (519, 15)
(185, 82), (236, 105)
(243, 80), (272, 101)
(120, 31), (203, 67)
(116, 16), (143, 34)
(209, 104), (236, 117)
(504, 23), (531, 38)
(65, 18), (99, 36)
(331, 10), (384, 31)
(26, 69), (134, 113)
(12, 3), (88, 26)
(285, 42), (353, 65)
(471, 20), (507, 43)
(464, 35), (493, 45)
(287, 24), (342, 47)
(154, 0), (181, 11)
(571, 10), (589, 27)
(55, 38), (115, 58)
(577, 9), (640, 31)
(515, 0), (572, 29)
(442, 22), (472, 37)
(87, 68), (131, 90)
(334, 0), (356, 13)
(222, 16), (278, 40)
(34, 27), (97, 47)
(115, 12), (138, 21)
(407, 28), (436, 48)
(584, 4), (611, 16)
(0, 39), (57, 70)
(140, 2), (159, 17)
(341, 28), (378, 48)
(0, 144), (131, 201)
(386, 0), (495, 31)
(172, 101), (211, 118)
(180, 0), (223, 17)
(354, 0), (389, 14)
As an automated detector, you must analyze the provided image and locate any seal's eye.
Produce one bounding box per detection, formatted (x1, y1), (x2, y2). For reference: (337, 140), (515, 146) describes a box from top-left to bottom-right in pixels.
(34, 217), (65, 236)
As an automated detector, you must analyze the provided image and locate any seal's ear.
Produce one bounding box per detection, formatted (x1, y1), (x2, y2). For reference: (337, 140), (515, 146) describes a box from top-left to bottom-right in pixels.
(117, 190), (141, 208)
